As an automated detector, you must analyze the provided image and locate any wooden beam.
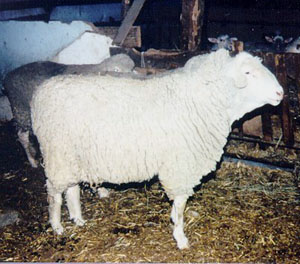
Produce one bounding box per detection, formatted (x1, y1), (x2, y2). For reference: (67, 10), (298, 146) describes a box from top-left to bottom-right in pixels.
(121, 0), (131, 19)
(96, 26), (141, 48)
(113, 0), (146, 46)
(274, 54), (294, 146)
(181, 0), (205, 51)
(260, 52), (277, 142)
(285, 53), (300, 127)
(261, 108), (273, 142)
(295, 55), (300, 126)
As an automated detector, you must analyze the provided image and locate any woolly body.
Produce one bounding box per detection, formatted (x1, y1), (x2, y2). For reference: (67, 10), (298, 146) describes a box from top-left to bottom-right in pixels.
(33, 52), (231, 196)
(4, 54), (134, 167)
(4, 54), (134, 132)
(31, 49), (284, 249)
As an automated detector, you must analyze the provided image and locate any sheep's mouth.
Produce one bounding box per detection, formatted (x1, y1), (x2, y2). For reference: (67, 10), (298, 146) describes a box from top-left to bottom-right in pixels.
(267, 98), (282, 106)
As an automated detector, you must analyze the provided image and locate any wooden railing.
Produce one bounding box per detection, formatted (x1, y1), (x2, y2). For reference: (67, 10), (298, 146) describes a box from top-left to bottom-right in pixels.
(233, 41), (300, 147)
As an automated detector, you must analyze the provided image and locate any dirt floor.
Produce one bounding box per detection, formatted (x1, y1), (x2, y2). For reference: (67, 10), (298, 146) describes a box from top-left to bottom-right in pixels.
(0, 120), (300, 263)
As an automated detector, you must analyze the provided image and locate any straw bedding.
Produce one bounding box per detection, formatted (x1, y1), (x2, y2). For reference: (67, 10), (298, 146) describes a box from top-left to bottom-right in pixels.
(0, 121), (299, 263)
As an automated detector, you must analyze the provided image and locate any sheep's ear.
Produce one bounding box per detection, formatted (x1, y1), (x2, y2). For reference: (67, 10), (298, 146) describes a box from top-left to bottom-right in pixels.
(233, 72), (247, 88)
(208, 37), (218, 43)
(285, 37), (293, 43)
(265, 36), (274, 43)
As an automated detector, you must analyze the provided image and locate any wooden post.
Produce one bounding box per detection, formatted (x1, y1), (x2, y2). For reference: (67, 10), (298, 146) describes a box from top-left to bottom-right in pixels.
(261, 53), (276, 142)
(231, 41), (245, 135)
(294, 54), (300, 126)
(261, 106), (273, 142)
(274, 54), (294, 146)
(97, 26), (141, 48)
(181, 0), (205, 51)
(232, 40), (244, 54)
(121, 0), (131, 19)
(113, 0), (146, 46)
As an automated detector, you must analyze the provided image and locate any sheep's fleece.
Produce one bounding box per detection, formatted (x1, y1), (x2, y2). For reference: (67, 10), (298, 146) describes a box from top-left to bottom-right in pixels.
(31, 49), (283, 249)
(4, 53), (134, 168)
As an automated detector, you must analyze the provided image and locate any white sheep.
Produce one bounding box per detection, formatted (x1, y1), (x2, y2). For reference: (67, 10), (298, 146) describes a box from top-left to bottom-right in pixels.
(285, 37), (300, 53)
(31, 49), (283, 249)
(4, 54), (135, 168)
(208, 34), (238, 51)
(264, 32), (293, 52)
(244, 32), (293, 53)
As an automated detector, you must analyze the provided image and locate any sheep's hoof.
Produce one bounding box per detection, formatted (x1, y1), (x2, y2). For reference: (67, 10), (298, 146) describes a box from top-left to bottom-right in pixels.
(176, 236), (189, 250)
(52, 223), (64, 235)
(73, 218), (86, 226)
(174, 229), (189, 249)
(28, 158), (38, 168)
(97, 187), (110, 198)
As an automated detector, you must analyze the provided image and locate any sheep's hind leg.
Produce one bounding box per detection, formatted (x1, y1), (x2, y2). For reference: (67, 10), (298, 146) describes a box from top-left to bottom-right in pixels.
(47, 180), (64, 234)
(171, 194), (189, 249)
(17, 130), (38, 168)
(97, 187), (110, 198)
(65, 184), (85, 226)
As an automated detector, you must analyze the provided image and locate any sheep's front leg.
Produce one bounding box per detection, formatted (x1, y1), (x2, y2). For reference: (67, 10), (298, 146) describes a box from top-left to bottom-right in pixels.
(65, 184), (85, 226)
(47, 180), (64, 234)
(171, 195), (189, 249)
(17, 130), (38, 168)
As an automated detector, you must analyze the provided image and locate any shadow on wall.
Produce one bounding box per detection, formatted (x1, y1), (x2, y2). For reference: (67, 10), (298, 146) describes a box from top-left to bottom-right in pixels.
(0, 20), (116, 92)
(0, 20), (93, 90)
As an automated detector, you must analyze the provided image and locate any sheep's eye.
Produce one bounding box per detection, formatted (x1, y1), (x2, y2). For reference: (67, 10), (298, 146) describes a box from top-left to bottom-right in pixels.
(245, 71), (250, 74)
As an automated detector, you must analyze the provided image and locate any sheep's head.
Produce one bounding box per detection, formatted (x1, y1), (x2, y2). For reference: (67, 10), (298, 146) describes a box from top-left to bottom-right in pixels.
(285, 37), (300, 53)
(208, 34), (238, 51)
(226, 52), (284, 123)
(265, 34), (293, 52)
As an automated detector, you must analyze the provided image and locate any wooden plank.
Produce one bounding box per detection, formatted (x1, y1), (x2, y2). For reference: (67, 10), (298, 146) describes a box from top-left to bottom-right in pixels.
(295, 55), (300, 126)
(261, 108), (273, 142)
(121, 0), (131, 19)
(274, 54), (294, 146)
(285, 53), (300, 127)
(232, 40), (244, 54)
(110, 47), (200, 69)
(113, 0), (146, 46)
(260, 52), (276, 142)
(181, 0), (205, 51)
(97, 26), (141, 48)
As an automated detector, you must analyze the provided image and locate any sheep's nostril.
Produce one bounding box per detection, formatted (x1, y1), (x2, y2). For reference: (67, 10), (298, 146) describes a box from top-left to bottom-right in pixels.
(276, 91), (282, 96)
(276, 91), (284, 100)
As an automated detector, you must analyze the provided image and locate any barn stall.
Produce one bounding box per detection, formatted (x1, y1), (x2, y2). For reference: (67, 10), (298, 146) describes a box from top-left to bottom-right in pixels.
(0, 0), (300, 262)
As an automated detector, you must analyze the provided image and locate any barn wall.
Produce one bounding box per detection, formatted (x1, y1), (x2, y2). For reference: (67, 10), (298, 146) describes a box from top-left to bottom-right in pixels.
(50, 3), (121, 23)
(0, 20), (114, 120)
(0, 20), (94, 91)
(136, 0), (181, 51)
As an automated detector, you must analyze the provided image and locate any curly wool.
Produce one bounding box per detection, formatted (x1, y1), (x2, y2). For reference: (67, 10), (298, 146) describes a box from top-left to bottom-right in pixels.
(4, 54), (135, 132)
(31, 50), (233, 199)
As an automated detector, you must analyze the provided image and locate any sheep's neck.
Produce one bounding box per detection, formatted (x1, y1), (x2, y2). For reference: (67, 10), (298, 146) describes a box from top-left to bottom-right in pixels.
(227, 92), (261, 125)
